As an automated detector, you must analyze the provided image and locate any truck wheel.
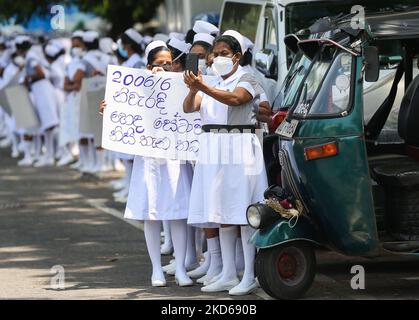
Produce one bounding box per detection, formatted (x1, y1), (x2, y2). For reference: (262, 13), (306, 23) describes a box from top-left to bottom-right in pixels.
(255, 241), (316, 300)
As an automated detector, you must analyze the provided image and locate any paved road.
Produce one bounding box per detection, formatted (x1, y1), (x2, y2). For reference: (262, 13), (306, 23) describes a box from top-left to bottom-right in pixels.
(1, 148), (419, 300)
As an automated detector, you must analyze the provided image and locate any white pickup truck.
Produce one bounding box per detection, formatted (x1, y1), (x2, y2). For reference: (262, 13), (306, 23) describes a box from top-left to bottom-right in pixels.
(218, 0), (381, 102)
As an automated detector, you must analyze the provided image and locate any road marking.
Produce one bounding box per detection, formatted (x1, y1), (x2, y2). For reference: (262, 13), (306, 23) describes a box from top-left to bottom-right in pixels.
(86, 199), (144, 231)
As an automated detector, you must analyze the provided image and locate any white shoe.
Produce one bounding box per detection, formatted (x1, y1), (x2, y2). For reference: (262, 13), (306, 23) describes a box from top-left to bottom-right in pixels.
(113, 188), (129, 199)
(151, 278), (167, 287)
(70, 159), (82, 169)
(110, 179), (126, 191)
(201, 278), (240, 293)
(229, 280), (259, 296)
(0, 137), (12, 148)
(187, 265), (209, 279)
(163, 261), (176, 274)
(34, 156), (55, 168)
(114, 196), (128, 203)
(166, 263), (177, 276)
(56, 153), (74, 167)
(161, 243), (174, 255)
(18, 157), (34, 167)
(203, 273), (222, 286)
(186, 262), (200, 272)
(175, 275), (194, 287)
(11, 149), (20, 158)
(196, 274), (210, 284)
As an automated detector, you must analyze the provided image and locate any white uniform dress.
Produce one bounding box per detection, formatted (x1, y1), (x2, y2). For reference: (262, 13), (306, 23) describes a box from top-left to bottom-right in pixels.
(124, 64), (193, 222)
(188, 66), (268, 228)
(62, 57), (84, 146)
(0, 62), (20, 134)
(26, 50), (59, 132)
(49, 56), (67, 146)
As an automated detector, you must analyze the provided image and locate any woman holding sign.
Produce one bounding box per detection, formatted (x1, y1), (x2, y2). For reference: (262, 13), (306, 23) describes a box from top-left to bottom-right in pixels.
(102, 41), (194, 288)
(183, 31), (268, 295)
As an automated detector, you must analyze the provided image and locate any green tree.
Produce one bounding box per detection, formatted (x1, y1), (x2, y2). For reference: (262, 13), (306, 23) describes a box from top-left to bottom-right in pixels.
(0, 0), (164, 37)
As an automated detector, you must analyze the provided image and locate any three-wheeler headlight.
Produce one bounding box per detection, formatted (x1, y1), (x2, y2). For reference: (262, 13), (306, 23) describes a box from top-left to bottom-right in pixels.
(246, 203), (279, 230)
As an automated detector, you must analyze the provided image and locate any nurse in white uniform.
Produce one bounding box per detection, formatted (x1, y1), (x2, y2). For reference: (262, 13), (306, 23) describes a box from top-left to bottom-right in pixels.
(123, 41), (194, 288)
(183, 31), (268, 295)
(44, 42), (73, 166)
(64, 31), (87, 170)
(17, 36), (59, 167)
(78, 31), (107, 174)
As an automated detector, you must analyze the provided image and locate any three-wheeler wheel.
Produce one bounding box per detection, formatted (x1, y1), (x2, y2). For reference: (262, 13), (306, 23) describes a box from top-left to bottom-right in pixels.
(255, 241), (316, 300)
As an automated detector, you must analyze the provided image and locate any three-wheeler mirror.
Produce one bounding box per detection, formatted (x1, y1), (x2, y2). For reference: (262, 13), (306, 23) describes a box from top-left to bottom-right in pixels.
(365, 46), (380, 82)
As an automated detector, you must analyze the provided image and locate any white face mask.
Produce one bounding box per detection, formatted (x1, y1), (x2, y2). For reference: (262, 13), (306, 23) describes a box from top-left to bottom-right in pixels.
(212, 56), (236, 77)
(206, 65), (216, 76)
(198, 59), (207, 75)
(13, 56), (26, 67)
(71, 47), (85, 58)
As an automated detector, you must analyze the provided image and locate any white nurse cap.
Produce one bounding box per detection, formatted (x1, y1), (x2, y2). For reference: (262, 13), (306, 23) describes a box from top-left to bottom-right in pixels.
(145, 40), (168, 60)
(243, 36), (254, 53)
(83, 31), (99, 43)
(100, 37), (117, 54)
(45, 43), (62, 57)
(193, 33), (215, 46)
(124, 28), (143, 45)
(72, 30), (84, 39)
(193, 20), (219, 35)
(169, 32), (186, 41)
(222, 30), (245, 54)
(15, 35), (32, 45)
(168, 37), (191, 54)
(153, 33), (170, 43)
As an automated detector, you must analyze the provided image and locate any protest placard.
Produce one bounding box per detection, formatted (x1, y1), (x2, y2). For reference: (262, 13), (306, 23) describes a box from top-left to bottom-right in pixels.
(4, 84), (39, 129)
(79, 76), (106, 145)
(102, 65), (202, 161)
(0, 71), (22, 116)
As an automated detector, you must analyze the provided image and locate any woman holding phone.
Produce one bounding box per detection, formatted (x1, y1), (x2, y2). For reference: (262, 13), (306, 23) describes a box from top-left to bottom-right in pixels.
(183, 31), (268, 295)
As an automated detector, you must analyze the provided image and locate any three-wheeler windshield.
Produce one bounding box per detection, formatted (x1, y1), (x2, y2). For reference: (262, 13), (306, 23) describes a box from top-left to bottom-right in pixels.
(274, 52), (311, 111)
(290, 45), (354, 118)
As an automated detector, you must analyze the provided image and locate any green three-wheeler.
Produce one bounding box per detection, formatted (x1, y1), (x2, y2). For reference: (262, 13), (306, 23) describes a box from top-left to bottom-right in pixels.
(247, 8), (419, 299)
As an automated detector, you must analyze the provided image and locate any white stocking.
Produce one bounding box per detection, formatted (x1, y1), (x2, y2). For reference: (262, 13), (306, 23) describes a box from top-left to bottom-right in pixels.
(144, 220), (164, 281)
(217, 226), (238, 282)
(206, 236), (222, 279)
(170, 220), (190, 282)
(44, 130), (55, 159)
(185, 226), (197, 268)
(238, 226), (257, 287)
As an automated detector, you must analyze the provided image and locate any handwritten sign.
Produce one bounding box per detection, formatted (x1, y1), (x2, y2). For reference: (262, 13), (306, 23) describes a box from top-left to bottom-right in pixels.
(4, 85), (39, 130)
(102, 65), (202, 161)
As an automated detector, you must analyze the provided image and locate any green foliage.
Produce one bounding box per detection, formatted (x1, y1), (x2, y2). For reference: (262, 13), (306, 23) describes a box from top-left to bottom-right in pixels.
(0, 0), (164, 37)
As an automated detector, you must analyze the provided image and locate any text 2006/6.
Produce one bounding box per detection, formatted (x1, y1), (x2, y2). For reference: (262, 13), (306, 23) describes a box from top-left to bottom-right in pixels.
(205, 304), (256, 315)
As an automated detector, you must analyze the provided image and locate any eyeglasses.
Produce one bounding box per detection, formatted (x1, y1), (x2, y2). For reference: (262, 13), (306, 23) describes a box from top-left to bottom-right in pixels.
(152, 63), (172, 71)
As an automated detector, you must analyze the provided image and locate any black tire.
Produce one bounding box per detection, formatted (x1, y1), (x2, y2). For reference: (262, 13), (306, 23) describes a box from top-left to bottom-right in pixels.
(255, 241), (316, 300)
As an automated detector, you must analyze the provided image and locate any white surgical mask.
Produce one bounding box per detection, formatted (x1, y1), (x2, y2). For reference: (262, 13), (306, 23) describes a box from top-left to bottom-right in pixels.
(212, 56), (236, 77)
(206, 66), (216, 76)
(198, 59), (207, 75)
(71, 47), (85, 58)
(13, 56), (26, 67)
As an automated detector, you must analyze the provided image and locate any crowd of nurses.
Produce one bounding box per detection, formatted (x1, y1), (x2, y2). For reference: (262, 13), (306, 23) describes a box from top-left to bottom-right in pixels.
(0, 20), (272, 296)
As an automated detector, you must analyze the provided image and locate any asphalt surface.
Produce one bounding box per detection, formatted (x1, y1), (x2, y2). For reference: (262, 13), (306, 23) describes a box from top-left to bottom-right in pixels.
(1, 147), (419, 300)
